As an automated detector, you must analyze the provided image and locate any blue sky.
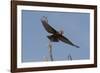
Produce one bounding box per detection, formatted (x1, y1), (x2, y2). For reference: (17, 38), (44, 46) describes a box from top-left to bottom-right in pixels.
(22, 10), (90, 62)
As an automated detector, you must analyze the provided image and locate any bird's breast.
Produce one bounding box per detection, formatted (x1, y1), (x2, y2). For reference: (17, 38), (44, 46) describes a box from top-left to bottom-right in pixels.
(47, 34), (59, 42)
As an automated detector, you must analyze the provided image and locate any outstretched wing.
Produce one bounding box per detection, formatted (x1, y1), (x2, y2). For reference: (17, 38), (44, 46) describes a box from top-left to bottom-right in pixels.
(58, 35), (79, 48)
(41, 18), (58, 34)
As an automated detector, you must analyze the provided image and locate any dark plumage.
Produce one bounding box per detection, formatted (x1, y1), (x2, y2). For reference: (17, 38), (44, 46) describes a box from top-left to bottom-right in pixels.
(41, 16), (79, 48)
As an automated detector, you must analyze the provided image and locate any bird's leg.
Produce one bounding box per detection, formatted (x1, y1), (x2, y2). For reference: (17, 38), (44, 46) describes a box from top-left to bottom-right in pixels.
(48, 41), (53, 61)
(68, 54), (72, 60)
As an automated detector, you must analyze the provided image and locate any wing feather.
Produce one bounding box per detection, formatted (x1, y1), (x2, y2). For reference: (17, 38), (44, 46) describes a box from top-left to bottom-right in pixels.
(58, 35), (79, 48)
(41, 20), (58, 34)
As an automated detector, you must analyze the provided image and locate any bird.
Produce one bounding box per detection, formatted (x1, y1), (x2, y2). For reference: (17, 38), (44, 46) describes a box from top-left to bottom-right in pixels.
(41, 16), (79, 48)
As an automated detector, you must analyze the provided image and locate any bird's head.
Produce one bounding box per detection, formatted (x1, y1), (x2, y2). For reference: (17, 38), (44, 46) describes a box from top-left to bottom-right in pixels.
(59, 29), (64, 35)
(41, 16), (48, 23)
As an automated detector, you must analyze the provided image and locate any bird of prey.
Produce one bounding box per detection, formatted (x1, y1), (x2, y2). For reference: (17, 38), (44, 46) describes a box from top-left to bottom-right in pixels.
(41, 16), (79, 48)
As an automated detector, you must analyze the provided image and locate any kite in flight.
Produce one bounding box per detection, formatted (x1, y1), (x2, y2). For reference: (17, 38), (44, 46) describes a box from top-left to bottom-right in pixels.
(41, 16), (79, 48)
